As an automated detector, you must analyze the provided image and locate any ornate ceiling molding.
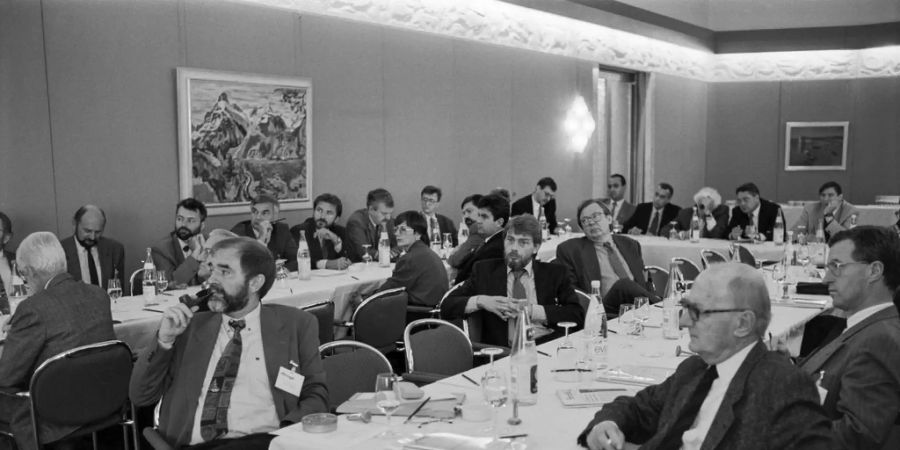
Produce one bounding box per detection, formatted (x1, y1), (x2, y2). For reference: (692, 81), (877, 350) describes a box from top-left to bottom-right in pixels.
(248, 0), (900, 82)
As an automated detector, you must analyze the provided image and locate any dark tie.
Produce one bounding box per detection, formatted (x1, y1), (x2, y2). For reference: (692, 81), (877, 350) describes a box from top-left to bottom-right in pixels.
(647, 210), (660, 236)
(509, 270), (527, 344)
(87, 249), (99, 286)
(200, 319), (246, 441)
(183, 245), (190, 253)
(603, 243), (631, 281)
(657, 365), (718, 450)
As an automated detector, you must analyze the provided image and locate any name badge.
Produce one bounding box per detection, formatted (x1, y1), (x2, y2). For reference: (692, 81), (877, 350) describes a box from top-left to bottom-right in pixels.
(275, 362), (305, 396)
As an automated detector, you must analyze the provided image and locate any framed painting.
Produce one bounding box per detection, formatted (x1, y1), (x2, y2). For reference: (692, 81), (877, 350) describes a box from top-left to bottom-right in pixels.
(176, 67), (312, 215)
(784, 122), (848, 171)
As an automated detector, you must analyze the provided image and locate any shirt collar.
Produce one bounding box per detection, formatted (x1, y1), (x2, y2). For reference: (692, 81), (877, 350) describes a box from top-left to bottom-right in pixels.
(846, 302), (893, 331)
(224, 302), (262, 333)
(506, 260), (534, 278)
(714, 340), (756, 383)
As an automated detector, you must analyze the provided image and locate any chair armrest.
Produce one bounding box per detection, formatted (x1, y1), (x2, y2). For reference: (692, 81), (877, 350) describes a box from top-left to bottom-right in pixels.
(402, 371), (448, 386)
(406, 305), (438, 314)
(335, 321), (353, 328)
(0, 388), (27, 400)
(142, 427), (175, 450)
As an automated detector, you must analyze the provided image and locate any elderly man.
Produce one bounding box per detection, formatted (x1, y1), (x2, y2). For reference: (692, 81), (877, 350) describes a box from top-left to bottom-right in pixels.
(792, 181), (860, 240)
(420, 185), (458, 247)
(798, 226), (900, 449)
(727, 182), (783, 242)
(578, 263), (834, 450)
(153, 198), (209, 288)
(374, 211), (448, 307)
(345, 188), (399, 263)
(231, 195), (299, 271)
(441, 215), (583, 347)
(0, 212), (14, 296)
(661, 187), (730, 239)
(624, 183), (680, 236)
(453, 194), (509, 284)
(60, 204), (126, 289)
(290, 193), (351, 270)
(511, 177), (558, 233)
(130, 237), (328, 449)
(603, 174), (635, 226)
(0, 232), (115, 449)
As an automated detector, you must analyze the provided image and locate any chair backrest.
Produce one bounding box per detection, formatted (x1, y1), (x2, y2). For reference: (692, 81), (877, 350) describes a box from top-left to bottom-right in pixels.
(672, 257), (701, 281)
(436, 282), (466, 330)
(352, 287), (408, 353)
(404, 319), (473, 376)
(700, 249), (728, 269)
(319, 340), (392, 412)
(574, 289), (594, 313)
(29, 340), (133, 444)
(129, 268), (144, 296)
(645, 265), (668, 298)
(302, 301), (335, 345)
(735, 245), (757, 266)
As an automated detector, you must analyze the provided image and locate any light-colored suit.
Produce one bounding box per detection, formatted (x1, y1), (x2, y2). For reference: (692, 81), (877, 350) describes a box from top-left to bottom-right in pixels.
(792, 201), (861, 236)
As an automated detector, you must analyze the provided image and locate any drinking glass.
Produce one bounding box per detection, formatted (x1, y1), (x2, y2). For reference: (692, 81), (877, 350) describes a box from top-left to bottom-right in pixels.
(611, 220), (623, 234)
(155, 272), (169, 293)
(745, 224), (758, 243)
(442, 233), (453, 257)
(563, 218), (572, 236)
(480, 349), (509, 448)
(107, 278), (122, 304)
(634, 297), (649, 324)
(361, 244), (372, 268)
(619, 304), (637, 343)
(374, 373), (401, 438)
(555, 321), (578, 382)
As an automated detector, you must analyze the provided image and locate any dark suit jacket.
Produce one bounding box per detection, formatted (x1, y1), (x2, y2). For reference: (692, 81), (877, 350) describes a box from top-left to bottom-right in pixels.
(511, 195), (558, 233)
(426, 213), (459, 247)
(290, 218), (349, 269)
(60, 235), (125, 288)
(378, 241), (448, 306)
(578, 342), (835, 449)
(554, 235), (646, 294)
(151, 233), (204, 287)
(453, 231), (505, 284)
(232, 220), (299, 271)
(660, 204), (730, 240)
(602, 199), (636, 225)
(798, 306), (900, 449)
(0, 273), (115, 449)
(0, 250), (14, 299)
(623, 202), (681, 236)
(727, 198), (784, 242)
(129, 304), (328, 448)
(441, 258), (583, 347)
(345, 209), (397, 263)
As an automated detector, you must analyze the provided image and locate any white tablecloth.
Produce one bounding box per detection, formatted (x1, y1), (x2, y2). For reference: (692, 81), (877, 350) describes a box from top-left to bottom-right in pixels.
(625, 235), (785, 270)
(536, 233), (584, 262)
(781, 203), (898, 228)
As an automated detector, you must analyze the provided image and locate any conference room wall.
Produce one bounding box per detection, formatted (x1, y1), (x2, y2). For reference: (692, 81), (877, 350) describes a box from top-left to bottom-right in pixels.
(707, 78), (900, 205)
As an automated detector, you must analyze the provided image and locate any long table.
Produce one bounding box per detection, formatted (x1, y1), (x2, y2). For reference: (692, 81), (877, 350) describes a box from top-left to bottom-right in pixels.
(782, 203), (898, 228)
(626, 235), (786, 269)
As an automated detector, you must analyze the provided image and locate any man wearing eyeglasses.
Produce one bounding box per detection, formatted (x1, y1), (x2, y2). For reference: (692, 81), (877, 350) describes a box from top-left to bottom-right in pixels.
(798, 226), (900, 449)
(152, 198), (209, 288)
(578, 263), (834, 450)
(420, 185), (458, 247)
(372, 211), (448, 307)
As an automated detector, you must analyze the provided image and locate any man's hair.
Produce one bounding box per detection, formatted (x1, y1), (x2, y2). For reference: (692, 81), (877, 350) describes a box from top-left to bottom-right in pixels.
(489, 188), (510, 201)
(420, 185), (442, 201)
(722, 264), (771, 337)
(16, 232), (67, 279)
(461, 194), (483, 209)
(658, 182), (674, 198)
(505, 214), (542, 245)
(251, 194), (279, 209)
(576, 198), (611, 229)
(73, 205), (106, 225)
(366, 188), (394, 208)
(537, 177), (557, 191)
(212, 237), (276, 298)
(0, 212), (12, 235)
(693, 187), (722, 208)
(208, 229), (238, 239)
(819, 181), (843, 196)
(829, 226), (900, 291)
(314, 193), (343, 217)
(176, 198), (208, 221)
(476, 194), (510, 226)
(610, 174), (626, 186)
(735, 182), (760, 196)
(394, 210), (428, 240)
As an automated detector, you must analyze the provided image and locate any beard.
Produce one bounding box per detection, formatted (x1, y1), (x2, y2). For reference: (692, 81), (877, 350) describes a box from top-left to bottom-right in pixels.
(315, 218), (329, 229)
(464, 217), (475, 227)
(174, 226), (198, 241)
(206, 282), (250, 314)
(505, 251), (528, 271)
(78, 237), (97, 249)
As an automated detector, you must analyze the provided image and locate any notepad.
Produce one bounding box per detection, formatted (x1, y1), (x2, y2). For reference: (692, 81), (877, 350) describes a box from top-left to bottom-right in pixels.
(556, 388), (629, 408)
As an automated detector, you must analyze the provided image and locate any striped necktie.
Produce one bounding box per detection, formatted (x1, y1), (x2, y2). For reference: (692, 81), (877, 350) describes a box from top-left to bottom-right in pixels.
(200, 319), (246, 441)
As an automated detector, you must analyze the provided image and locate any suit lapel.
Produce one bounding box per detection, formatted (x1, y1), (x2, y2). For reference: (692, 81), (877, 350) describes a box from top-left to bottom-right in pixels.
(701, 342), (765, 450)
(179, 313), (221, 430)
(170, 235), (185, 266)
(578, 238), (602, 289)
(800, 307), (897, 372)
(261, 306), (291, 419)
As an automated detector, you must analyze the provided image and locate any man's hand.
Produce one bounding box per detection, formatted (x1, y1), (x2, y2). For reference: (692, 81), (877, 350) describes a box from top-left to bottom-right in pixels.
(627, 227), (642, 235)
(585, 421), (626, 450)
(188, 234), (206, 259)
(325, 257), (351, 270)
(158, 303), (196, 347)
(823, 200), (840, 215)
(729, 226), (743, 240)
(314, 228), (338, 242)
(253, 220), (273, 245)
(476, 296), (518, 320)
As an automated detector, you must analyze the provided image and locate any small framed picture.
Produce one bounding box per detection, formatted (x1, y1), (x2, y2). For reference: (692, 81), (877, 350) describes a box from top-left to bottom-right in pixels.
(784, 122), (848, 171)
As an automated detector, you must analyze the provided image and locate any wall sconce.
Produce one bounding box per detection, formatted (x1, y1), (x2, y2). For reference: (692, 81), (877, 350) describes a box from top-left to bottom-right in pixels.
(563, 95), (595, 153)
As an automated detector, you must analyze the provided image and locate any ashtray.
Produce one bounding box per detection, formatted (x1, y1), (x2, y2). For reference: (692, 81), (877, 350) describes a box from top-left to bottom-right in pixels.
(302, 413), (338, 433)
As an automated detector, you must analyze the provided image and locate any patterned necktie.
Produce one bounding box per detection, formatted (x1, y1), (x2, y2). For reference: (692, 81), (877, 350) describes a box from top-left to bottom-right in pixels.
(603, 242), (631, 281)
(86, 249), (99, 286)
(200, 319), (246, 441)
(509, 270), (527, 345)
(647, 210), (660, 236)
(657, 365), (718, 450)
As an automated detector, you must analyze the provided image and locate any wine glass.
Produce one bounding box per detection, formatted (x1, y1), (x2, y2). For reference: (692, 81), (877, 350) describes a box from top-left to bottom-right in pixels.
(634, 297), (649, 324)
(155, 272), (169, 294)
(745, 224), (758, 243)
(107, 277), (122, 304)
(361, 244), (372, 268)
(480, 348), (508, 447)
(555, 322), (578, 382)
(619, 304), (639, 342)
(374, 373), (401, 438)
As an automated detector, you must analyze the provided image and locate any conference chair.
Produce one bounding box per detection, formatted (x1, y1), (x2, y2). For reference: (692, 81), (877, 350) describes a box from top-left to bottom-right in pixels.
(337, 287), (408, 354)
(732, 245), (757, 266)
(700, 249), (728, 269)
(436, 283), (510, 363)
(319, 340), (392, 413)
(644, 265), (668, 299)
(574, 289), (595, 313)
(402, 319), (474, 385)
(128, 269), (145, 296)
(301, 300), (336, 345)
(0, 340), (138, 450)
(673, 257), (701, 282)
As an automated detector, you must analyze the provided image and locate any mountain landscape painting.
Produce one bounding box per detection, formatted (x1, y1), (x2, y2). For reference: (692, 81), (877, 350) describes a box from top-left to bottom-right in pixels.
(177, 68), (311, 214)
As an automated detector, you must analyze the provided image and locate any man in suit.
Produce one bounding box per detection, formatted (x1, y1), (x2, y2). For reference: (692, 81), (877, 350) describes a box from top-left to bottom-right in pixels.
(447, 194), (485, 277)
(727, 182), (784, 242)
(420, 185), (458, 247)
(152, 198), (209, 288)
(624, 182), (680, 236)
(453, 194), (509, 284)
(0, 212), (15, 297)
(557, 199), (654, 315)
(345, 188), (399, 263)
(441, 214), (583, 347)
(798, 226), (900, 449)
(660, 187), (731, 240)
(60, 204), (126, 289)
(375, 211), (448, 307)
(0, 232), (115, 450)
(511, 177), (558, 234)
(130, 237), (328, 449)
(792, 181), (861, 241)
(578, 263), (834, 450)
(290, 193), (351, 270)
(603, 173), (635, 226)
(231, 195), (298, 271)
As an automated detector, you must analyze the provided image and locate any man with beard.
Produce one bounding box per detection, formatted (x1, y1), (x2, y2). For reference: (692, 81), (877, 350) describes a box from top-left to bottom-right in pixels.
(441, 215), (583, 346)
(289, 193), (351, 270)
(130, 237), (328, 449)
(60, 204), (126, 289)
(447, 194), (485, 278)
(152, 198), (208, 288)
(231, 195), (299, 271)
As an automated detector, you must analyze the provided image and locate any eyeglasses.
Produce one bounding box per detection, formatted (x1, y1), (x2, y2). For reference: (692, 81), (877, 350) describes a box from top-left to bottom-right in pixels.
(395, 225), (414, 234)
(825, 260), (868, 275)
(580, 213), (609, 225)
(678, 300), (748, 322)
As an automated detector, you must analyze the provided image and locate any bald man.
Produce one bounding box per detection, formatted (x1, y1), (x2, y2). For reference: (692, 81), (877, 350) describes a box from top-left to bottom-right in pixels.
(60, 205), (126, 289)
(578, 263), (834, 450)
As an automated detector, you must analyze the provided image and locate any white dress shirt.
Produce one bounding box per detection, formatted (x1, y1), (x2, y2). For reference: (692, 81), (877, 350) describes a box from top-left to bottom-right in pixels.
(190, 305), (279, 444)
(424, 212), (439, 239)
(610, 200), (621, 222)
(845, 302), (894, 332)
(680, 341), (756, 450)
(532, 196), (543, 220)
(75, 239), (102, 285)
(750, 205), (760, 232)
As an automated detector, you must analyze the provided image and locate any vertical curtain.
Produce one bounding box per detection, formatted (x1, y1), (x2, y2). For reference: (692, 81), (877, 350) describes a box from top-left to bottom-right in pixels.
(632, 72), (654, 203)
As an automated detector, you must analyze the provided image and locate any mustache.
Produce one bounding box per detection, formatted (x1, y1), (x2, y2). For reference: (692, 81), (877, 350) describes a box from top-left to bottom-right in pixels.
(315, 219), (329, 229)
